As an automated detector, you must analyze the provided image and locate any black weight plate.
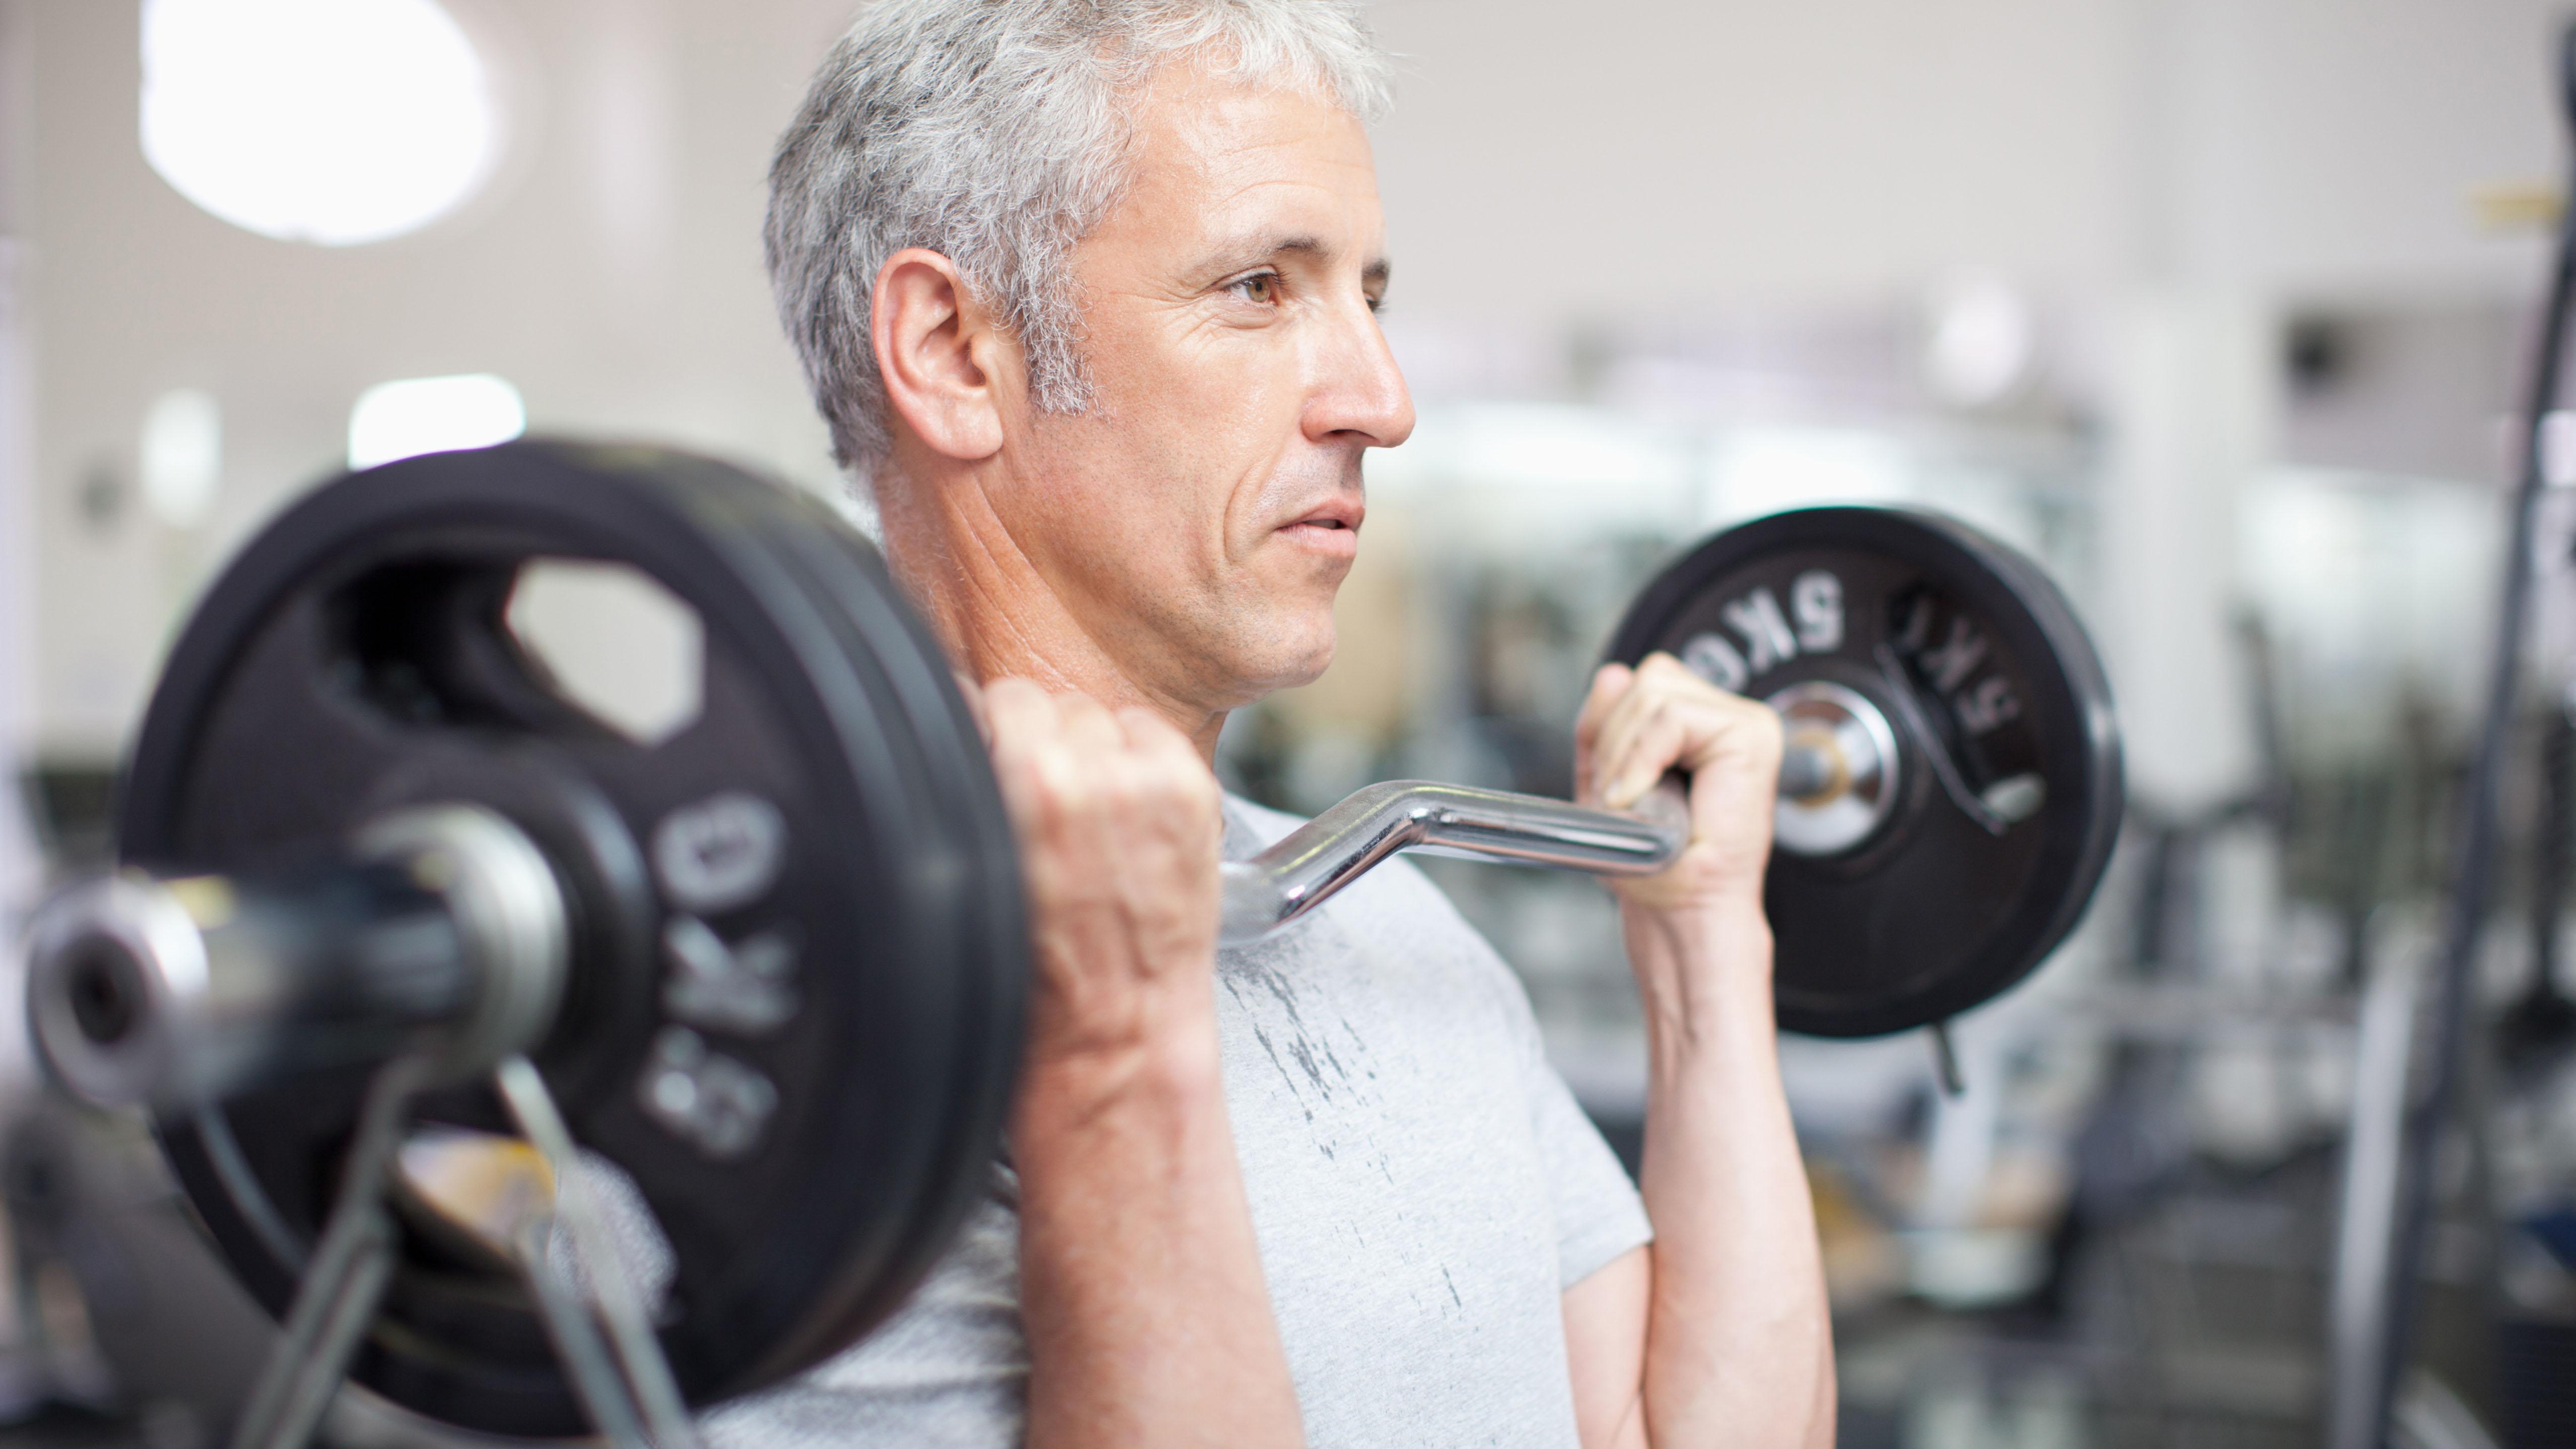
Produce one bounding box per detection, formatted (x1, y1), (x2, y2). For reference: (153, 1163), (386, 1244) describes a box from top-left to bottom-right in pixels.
(119, 441), (1025, 1434)
(1606, 506), (2121, 1037)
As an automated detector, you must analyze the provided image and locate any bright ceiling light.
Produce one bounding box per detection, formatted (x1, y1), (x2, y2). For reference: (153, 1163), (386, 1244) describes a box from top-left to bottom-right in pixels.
(141, 0), (500, 246)
(1924, 275), (2037, 410)
(140, 389), (223, 528)
(349, 374), (526, 470)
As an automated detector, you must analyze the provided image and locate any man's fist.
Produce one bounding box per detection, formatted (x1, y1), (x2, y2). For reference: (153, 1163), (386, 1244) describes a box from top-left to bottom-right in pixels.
(979, 679), (1226, 1068)
(1574, 652), (1784, 915)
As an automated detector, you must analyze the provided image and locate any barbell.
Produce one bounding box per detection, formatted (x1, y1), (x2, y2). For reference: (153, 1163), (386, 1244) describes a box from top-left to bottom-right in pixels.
(17, 441), (2121, 1442)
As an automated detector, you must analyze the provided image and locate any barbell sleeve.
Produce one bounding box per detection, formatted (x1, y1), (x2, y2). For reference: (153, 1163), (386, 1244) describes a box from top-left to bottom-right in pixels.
(25, 805), (568, 1109)
(1776, 738), (1839, 801)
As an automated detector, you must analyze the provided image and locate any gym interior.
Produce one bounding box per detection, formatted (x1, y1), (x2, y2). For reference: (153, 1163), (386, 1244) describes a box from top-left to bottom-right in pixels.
(0, 1), (2571, 1446)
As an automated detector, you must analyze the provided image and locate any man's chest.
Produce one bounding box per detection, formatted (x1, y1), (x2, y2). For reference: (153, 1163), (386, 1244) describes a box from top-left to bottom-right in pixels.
(1212, 913), (1581, 1447)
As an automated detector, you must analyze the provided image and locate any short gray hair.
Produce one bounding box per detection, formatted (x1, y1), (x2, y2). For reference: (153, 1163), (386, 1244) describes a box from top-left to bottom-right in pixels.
(765, 0), (1394, 476)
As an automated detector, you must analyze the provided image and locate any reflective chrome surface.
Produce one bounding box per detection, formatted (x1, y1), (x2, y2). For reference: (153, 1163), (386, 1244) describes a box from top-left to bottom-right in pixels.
(1219, 780), (1690, 945)
(1767, 680), (1903, 857)
(25, 804), (568, 1109)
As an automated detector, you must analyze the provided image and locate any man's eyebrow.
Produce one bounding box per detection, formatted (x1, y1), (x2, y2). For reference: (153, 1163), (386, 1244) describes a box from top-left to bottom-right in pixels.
(1203, 235), (1392, 287)
(1205, 234), (1328, 269)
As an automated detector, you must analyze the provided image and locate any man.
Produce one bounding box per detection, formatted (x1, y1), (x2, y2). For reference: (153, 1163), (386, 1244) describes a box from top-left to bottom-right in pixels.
(730, 2), (1833, 1444)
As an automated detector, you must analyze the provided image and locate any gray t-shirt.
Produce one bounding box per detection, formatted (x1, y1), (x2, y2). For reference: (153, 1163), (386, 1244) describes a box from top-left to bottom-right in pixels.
(706, 795), (1652, 1447)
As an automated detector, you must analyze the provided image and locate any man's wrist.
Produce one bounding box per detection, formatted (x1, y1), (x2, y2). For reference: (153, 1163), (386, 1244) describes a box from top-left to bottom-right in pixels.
(1623, 892), (1771, 962)
(1622, 895), (1775, 1045)
(1014, 1018), (1229, 1143)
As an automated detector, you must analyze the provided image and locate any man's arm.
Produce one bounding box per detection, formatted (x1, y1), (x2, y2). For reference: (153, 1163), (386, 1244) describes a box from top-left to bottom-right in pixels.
(1563, 655), (1836, 1449)
(983, 680), (1304, 1449)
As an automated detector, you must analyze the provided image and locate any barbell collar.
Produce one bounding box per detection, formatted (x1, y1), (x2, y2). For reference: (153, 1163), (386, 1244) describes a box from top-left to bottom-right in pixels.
(26, 804), (567, 1110)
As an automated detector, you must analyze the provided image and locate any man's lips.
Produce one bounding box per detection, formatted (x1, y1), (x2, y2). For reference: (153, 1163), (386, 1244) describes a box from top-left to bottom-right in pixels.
(1276, 505), (1360, 557)
(1277, 498), (1363, 534)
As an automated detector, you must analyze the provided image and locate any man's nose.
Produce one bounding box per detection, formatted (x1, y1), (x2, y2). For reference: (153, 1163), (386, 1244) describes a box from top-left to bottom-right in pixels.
(1303, 302), (1415, 450)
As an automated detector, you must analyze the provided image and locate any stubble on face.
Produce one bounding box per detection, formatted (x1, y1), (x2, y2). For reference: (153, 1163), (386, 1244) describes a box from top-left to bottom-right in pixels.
(993, 58), (1407, 719)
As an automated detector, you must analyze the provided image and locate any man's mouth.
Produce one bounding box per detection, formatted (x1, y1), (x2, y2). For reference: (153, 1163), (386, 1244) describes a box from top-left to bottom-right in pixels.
(1275, 504), (1361, 559)
(1281, 500), (1362, 534)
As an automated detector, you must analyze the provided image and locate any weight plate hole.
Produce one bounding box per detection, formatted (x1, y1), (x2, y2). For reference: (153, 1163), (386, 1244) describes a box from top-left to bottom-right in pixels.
(506, 560), (706, 749)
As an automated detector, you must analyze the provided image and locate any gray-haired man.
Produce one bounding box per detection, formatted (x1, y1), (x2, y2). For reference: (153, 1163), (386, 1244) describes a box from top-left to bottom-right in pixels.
(731, 3), (1834, 1445)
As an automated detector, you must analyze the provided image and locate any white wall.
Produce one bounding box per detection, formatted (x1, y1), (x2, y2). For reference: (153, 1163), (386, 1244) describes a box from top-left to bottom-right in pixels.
(2153, 0), (2560, 295)
(1369, 0), (2139, 320)
(22, 0), (858, 753)
(1, 0), (36, 916)
(16, 0), (2571, 763)
(1365, 0), (2557, 327)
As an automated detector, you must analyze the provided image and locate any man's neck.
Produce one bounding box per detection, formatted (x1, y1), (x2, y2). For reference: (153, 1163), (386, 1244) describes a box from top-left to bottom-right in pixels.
(872, 450), (1230, 764)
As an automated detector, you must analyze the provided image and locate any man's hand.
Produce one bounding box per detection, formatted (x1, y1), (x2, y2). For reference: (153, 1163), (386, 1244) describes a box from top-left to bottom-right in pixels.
(1573, 652), (1784, 915)
(983, 678), (1225, 1071)
(975, 678), (1301, 1449)
(1561, 654), (1834, 1449)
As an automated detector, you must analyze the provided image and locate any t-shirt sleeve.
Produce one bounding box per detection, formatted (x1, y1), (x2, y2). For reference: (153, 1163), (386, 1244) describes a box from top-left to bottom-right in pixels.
(1526, 1054), (1655, 1289)
(699, 1173), (1029, 1449)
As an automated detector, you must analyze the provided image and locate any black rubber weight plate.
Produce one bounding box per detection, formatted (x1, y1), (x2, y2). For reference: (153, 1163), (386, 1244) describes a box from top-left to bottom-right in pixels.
(1607, 507), (2123, 1038)
(122, 441), (1025, 1435)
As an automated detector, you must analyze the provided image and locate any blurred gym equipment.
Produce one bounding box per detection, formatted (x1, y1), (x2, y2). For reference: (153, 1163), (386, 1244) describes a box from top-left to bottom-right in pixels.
(2330, 19), (2576, 1449)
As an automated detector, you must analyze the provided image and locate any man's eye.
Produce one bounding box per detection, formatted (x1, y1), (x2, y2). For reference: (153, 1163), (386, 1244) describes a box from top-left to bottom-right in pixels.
(1231, 273), (1279, 304)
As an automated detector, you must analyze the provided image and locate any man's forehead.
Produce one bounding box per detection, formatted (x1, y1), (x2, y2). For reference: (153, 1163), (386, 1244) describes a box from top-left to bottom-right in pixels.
(1111, 61), (1386, 265)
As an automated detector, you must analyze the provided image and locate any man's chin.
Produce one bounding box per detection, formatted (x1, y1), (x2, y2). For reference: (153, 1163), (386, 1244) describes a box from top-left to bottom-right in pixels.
(1213, 627), (1336, 706)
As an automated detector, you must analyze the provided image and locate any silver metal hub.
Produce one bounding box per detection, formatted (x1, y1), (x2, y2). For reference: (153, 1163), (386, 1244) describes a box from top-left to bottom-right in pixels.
(1768, 680), (1902, 857)
(25, 804), (568, 1110)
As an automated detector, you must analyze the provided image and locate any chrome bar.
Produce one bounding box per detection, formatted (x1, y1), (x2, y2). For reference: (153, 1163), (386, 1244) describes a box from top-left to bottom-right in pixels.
(231, 1051), (435, 1449)
(495, 1054), (701, 1449)
(1218, 780), (1691, 945)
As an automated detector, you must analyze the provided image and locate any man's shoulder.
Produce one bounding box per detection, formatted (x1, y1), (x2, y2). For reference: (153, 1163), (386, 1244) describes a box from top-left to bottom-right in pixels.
(1220, 791), (1309, 852)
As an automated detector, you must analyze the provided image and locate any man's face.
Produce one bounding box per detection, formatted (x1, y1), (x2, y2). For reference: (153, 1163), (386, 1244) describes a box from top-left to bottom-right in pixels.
(993, 61), (1413, 713)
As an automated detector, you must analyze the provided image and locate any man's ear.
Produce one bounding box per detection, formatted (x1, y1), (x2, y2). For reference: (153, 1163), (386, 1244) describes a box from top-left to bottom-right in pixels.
(872, 247), (1009, 461)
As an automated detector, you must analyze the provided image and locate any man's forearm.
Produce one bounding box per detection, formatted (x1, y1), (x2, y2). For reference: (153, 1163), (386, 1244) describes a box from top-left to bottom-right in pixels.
(1625, 901), (1834, 1449)
(1013, 1028), (1303, 1449)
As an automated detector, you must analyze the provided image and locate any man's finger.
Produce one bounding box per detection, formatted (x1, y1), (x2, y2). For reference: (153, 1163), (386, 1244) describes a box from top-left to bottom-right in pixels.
(1591, 667), (1678, 788)
(1581, 669), (1670, 807)
(1053, 690), (1127, 754)
(1573, 665), (1630, 803)
(1589, 688), (1660, 809)
(1574, 663), (1634, 749)
(954, 670), (994, 745)
(1572, 665), (1635, 803)
(982, 677), (1060, 756)
(1603, 698), (1697, 810)
(1115, 704), (1197, 763)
